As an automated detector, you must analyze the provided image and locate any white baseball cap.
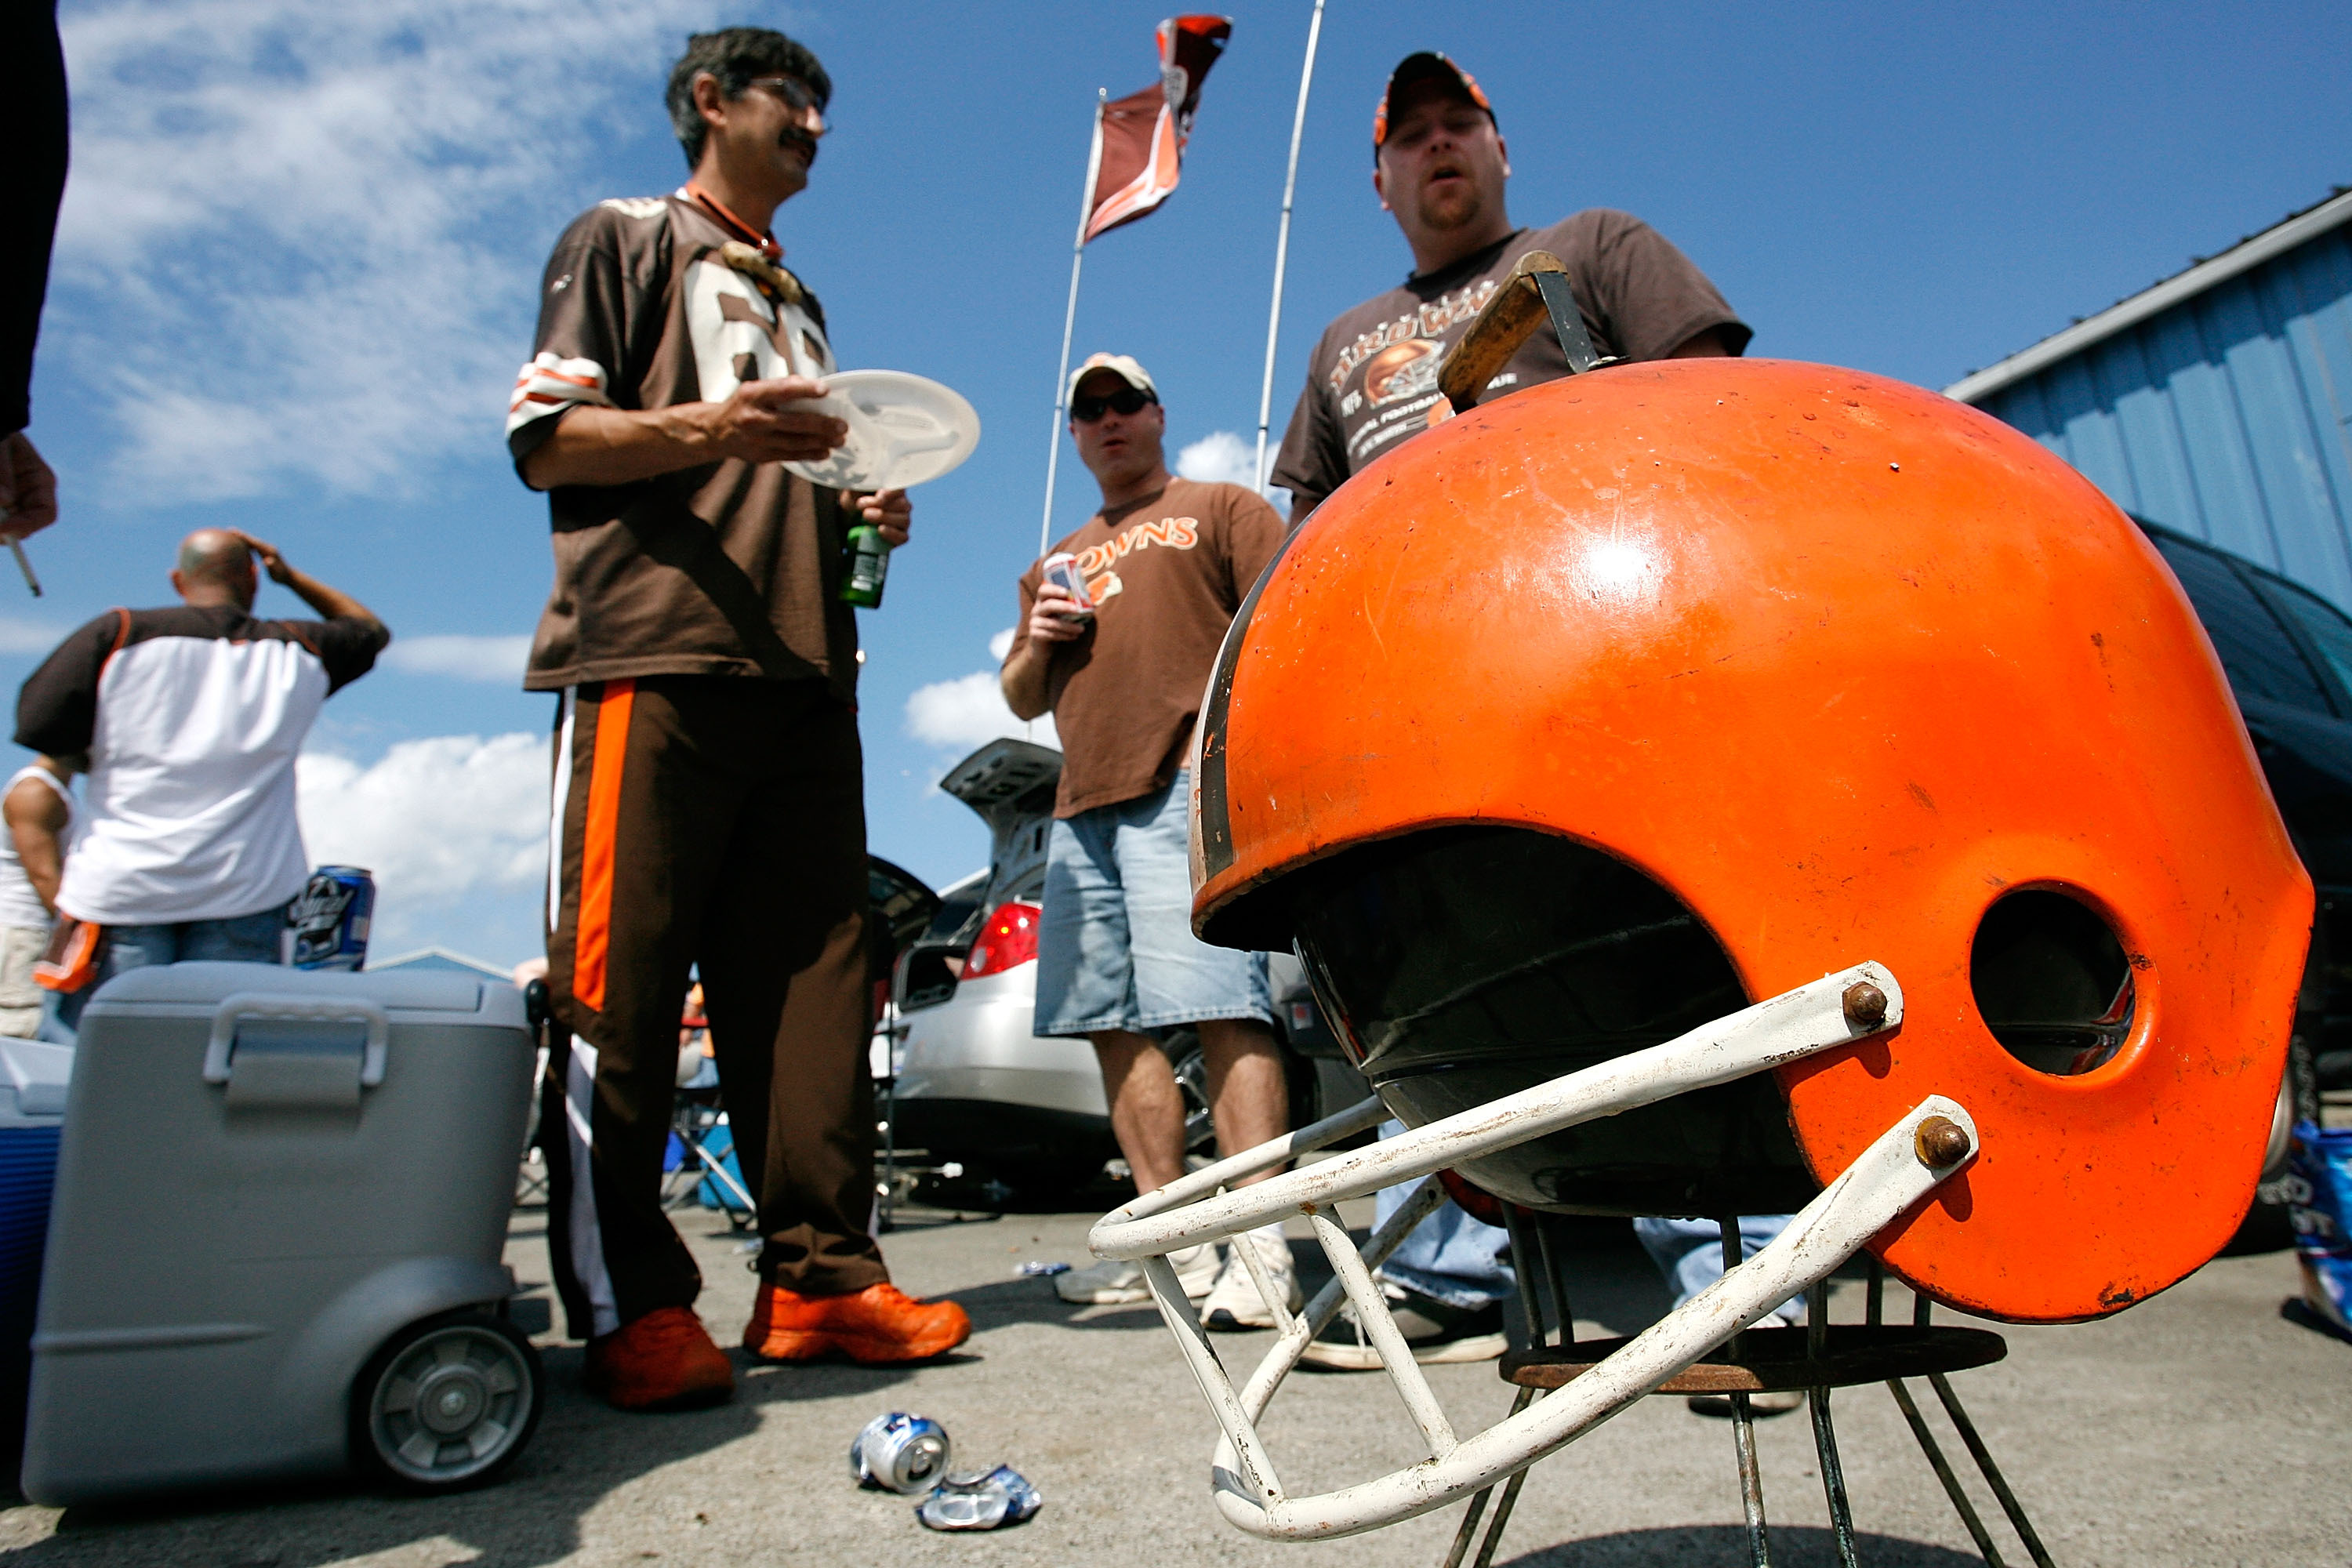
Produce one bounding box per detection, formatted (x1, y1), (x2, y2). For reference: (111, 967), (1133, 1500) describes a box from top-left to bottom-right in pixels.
(1068, 352), (1159, 401)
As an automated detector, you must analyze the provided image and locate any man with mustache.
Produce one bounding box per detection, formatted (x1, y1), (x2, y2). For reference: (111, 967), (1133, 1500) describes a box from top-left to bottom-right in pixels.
(1276, 53), (1770, 1385)
(507, 27), (965, 1414)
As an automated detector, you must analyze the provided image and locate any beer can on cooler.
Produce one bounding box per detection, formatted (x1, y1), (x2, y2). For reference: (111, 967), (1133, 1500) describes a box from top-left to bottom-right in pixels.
(849, 1410), (951, 1494)
(289, 866), (376, 971)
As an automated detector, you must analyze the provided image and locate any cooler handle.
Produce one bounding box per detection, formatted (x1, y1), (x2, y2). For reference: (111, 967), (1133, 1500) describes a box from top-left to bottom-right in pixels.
(203, 993), (392, 1088)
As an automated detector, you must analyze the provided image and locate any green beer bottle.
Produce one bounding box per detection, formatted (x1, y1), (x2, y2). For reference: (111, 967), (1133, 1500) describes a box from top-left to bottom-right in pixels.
(841, 523), (891, 608)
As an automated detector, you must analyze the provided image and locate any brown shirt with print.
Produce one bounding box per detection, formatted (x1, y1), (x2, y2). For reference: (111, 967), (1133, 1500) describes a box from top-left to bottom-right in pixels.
(1272, 210), (1749, 517)
(506, 191), (858, 699)
(1010, 477), (1288, 818)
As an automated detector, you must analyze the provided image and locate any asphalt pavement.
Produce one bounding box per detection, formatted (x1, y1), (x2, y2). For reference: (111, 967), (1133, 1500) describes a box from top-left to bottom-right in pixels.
(2, 1181), (2346, 1568)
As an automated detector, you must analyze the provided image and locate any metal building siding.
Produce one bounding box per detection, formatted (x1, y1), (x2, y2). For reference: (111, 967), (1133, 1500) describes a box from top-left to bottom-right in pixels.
(1972, 221), (2352, 609)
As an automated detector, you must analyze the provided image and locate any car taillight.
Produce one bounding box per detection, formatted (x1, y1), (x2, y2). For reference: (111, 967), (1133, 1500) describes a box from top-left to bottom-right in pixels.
(961, 902), (1041, 978)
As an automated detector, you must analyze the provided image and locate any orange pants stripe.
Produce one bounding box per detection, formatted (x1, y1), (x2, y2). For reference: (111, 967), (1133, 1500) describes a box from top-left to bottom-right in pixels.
(572, 678), (634, 1014)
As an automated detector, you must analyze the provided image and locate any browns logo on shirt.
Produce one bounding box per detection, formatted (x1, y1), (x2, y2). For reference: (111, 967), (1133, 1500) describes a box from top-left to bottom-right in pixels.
(1009, 478), (1287, 818)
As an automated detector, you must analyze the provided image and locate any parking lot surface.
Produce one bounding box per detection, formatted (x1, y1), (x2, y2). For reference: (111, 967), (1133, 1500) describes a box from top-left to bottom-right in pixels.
(2, 1189), (2345, 1567)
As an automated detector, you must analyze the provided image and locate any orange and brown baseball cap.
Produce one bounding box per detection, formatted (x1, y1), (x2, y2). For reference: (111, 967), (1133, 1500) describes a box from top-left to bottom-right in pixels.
(1372, 52), (1494, 152)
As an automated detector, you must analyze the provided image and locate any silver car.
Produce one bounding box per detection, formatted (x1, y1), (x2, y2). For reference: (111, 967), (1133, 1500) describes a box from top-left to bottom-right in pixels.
(887, 739), (1369, 1200)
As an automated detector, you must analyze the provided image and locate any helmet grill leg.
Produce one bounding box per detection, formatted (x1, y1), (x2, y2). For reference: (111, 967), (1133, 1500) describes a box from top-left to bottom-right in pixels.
(1091, 965), (2002, 1543)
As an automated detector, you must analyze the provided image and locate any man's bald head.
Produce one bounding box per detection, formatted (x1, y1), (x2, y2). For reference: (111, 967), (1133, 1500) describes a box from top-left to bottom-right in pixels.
(172, 528), (256, 611)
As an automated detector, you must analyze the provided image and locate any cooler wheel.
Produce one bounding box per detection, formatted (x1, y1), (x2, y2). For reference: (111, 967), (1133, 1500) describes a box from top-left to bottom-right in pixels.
(355, 1309), (544, 1492)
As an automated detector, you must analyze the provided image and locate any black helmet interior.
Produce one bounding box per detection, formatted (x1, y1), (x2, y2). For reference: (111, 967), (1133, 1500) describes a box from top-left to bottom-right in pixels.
(1288, 826), (1817, 1218)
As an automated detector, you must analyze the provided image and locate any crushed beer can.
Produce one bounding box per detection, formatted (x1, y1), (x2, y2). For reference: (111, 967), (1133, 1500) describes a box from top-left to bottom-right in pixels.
(849, 1411), (951, 1494)
(289, 866), (376, 971)
(914, 1465), (1043, 1531)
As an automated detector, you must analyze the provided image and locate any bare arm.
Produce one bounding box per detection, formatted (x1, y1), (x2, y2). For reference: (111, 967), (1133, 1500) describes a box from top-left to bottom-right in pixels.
(1001, 581), (1087, 721)
(519, 376), (848, 492)
(230, 532), (383, 627)
(519, 377), (913, 546)
(4, 775), (69, 916)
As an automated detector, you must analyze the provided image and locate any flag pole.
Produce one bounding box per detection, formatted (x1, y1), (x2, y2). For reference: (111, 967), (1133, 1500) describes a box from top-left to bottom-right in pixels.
(1042, 89), (1110, 557)
(1252, 0), (1327, 498)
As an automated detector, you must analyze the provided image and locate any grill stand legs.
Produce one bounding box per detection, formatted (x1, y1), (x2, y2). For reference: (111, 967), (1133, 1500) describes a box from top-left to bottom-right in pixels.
(1465, 1245), (2062, 1568)
(1723, 1218), (1774, 1568)
(1807, 1279), (1860, 1568)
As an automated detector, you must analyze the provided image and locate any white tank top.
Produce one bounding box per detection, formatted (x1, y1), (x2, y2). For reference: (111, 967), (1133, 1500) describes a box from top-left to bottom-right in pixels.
(0, 766), (74, 931)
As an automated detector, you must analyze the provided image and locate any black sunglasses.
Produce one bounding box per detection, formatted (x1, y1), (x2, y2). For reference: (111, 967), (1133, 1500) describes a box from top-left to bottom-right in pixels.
(1072, 387), (1155, 423)
(746, 76), (821, 112)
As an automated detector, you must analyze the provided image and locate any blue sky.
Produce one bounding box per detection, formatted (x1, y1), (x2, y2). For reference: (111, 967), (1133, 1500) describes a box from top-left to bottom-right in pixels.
(21, 1), (2352, 967)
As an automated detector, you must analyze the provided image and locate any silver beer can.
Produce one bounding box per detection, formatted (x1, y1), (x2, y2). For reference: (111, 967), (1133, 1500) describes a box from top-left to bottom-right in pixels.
(289, 866), (376, 971)
(849, 1411), (951, 1494)
(915, 1464), (1044, 1531)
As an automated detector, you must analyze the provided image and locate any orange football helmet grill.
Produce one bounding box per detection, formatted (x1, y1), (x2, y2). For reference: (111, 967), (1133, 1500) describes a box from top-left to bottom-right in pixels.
(1188, 356), (2310, 1325)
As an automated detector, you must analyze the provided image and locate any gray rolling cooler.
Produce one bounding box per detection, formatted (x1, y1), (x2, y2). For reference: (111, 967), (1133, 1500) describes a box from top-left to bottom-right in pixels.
(22, 964), (544, 1504)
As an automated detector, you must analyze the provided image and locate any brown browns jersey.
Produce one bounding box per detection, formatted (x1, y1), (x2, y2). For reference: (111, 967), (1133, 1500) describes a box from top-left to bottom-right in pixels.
(1009, 478), (1288, 818)
(1272, 210), (1750, 517)
(506, 191), (858, 698)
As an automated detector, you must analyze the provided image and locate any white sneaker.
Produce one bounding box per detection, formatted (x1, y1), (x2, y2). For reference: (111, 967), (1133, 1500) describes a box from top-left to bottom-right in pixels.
(1200, 1225), (1303, 1330)
(1054, 1243), (1221, 1305)
(1298, 1276), (1509, 1370)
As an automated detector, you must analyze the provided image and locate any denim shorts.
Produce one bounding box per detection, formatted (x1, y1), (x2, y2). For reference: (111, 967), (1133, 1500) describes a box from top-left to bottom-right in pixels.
(1033, 771), (1272, 1038)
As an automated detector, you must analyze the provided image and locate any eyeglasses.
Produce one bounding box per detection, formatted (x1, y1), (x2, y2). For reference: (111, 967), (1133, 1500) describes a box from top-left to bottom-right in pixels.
(746, 75), (823, 119)
(1072, 387), (1155, 422)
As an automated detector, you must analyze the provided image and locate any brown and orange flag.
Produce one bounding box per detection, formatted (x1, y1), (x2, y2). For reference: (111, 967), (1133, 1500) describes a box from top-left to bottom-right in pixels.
(1083, 16), (1233, 241)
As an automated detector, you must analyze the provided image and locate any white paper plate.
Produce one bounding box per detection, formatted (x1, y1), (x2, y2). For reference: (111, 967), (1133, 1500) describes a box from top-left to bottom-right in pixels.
(781, 369), (982, 492)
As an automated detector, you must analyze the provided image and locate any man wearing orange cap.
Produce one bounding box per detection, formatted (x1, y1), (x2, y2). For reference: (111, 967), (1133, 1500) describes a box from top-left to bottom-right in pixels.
(1272, 52), (1750, 519)
(1281, 53), (1781, 1384)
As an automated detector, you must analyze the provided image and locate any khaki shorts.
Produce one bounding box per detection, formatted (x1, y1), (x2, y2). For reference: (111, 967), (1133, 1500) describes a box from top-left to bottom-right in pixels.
(0, 923), (49, 1038)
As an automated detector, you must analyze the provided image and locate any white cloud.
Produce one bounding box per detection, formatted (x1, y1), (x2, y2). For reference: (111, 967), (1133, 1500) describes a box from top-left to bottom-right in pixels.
(380, 633), (533, 683)
(904, 670), (1056, 753)
(297, 731), (549, 953)
(906, 631), (1056, 753)
(1176, 429), (1279, 496)
(51, 0), (727, 502)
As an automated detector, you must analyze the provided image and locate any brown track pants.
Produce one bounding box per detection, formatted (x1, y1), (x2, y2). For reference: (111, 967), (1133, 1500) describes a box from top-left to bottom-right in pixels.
(541, 674), (886, 1341)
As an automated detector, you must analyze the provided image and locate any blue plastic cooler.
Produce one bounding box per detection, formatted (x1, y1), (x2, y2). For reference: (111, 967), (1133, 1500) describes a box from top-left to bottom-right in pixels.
(0, 1036), (71, 1481)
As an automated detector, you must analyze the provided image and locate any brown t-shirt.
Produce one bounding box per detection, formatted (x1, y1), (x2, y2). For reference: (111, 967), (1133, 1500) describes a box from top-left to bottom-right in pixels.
(1271, 210), (1750, 517)
(1010, 477), (1287, 818)
(506, 191), (858, 699)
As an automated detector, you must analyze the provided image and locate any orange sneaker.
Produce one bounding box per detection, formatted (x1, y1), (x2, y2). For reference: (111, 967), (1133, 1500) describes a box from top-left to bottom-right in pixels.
(583, 1305), (735, 1411)
(743, 1282), (972, 1364)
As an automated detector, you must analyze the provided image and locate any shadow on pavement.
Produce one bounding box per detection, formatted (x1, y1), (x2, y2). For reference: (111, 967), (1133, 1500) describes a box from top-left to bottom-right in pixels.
(0, 1209), (1796, 1563)
(5, 1342), (925, 1568)
(941, 1274), (1174, 1334)
(1500, 1525), (1984, 1566)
